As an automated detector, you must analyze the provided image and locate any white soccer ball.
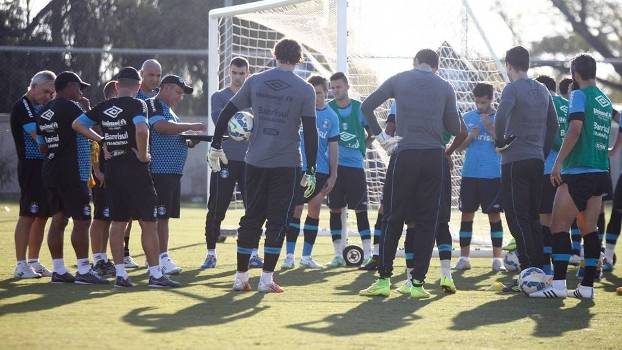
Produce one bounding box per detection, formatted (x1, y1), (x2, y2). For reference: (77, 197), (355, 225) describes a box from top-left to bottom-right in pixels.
(518, 267), (548, 295)
(228, 111), (253, 141)
(503, 251), (520, 272)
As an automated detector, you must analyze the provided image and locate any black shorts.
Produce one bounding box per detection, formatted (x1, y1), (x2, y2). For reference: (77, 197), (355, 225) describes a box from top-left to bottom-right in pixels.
(562, 172), (610, 212)
(603, 171), (613, 201)
(104, 155), (157, 222)
(459, 177), (502, 214)
(294, 173), (329, 205)
(153, 174), (182, 219)
(540, 174), (557, 214)
(92, 183), (111, 221)
(17, 159), (50, 217)
(328, 165), (368, 210)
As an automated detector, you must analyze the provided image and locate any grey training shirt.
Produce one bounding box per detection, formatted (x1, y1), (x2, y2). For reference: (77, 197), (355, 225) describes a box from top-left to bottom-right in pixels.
(230, 67), (316, 168)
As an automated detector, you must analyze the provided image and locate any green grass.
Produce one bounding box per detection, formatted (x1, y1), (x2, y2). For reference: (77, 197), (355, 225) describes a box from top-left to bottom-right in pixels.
(1, 201), (622, 349)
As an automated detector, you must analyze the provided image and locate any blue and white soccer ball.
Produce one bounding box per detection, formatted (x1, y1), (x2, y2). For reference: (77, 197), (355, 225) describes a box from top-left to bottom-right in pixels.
(518, 267), (547, 295)
(503, 251), (520, 272)
(228, 111), (253, 141)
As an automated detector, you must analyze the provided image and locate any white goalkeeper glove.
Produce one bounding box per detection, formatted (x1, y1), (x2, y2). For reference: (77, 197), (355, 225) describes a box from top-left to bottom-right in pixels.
(207, 146), (228, 172)
(300, 169), (317, 199)
(376, 131), (402, 155)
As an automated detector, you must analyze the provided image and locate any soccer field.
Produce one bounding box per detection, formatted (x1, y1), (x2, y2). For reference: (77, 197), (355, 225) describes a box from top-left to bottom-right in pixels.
(1, 201), (621, 349)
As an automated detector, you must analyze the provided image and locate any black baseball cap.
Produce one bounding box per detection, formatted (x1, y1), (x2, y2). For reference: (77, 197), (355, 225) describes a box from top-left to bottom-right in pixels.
(115, 66), (141, 81)
(161, 75), (193, 94)
(55, 71), (90, 91)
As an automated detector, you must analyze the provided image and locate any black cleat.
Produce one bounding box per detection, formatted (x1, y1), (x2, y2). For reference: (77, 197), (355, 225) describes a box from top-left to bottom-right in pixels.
(502, 279), (520, 293)
(51, 272), (76, 284)
(148, 275), (181, 288)
(114, 276), (135, 288)
(75, 270), (109, 285)
(359, 255), (380, 271)
(103, 261), (116, 277)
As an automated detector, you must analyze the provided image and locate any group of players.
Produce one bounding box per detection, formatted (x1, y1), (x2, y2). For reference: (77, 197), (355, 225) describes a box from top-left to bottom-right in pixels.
(10, 38), (621, 298)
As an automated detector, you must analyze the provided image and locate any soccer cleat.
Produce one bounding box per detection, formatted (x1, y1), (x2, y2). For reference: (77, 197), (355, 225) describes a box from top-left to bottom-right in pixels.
(52, 272), (76, 284)
(30, 262), (52, 277)
(114, 276), (135, 288)
(410, 284), (432, 299)
(359, 278), (391, 297)
(492, 259), (507, 272)
(502, 279), (520, 293)
(148, 275), (181, 288)
(359, 255), (379, 271)
(200, 255), (217, 269)
(93, 260), (115, 278)
(123, 256), (140, 269)
(232, 279), (252, 292)
(454, 257), (471, 271)
(440, 276), (457, 294)
(249, 255), (264, 269)
(161, 258), (182, 275)
(75, 270), (109, 285)
(325, 256), (346, 268)
(529, 286), (567, 298)
(299, 257), (323, 269)
(281, 255), (295, 270)
(14, 264), (42, 279)
(396, 279), (412, 295)
(257, 280), (285, 293)
(569, 284), (594, 299)
(104, 261), (116, 277)
(569, 254), (583, 266)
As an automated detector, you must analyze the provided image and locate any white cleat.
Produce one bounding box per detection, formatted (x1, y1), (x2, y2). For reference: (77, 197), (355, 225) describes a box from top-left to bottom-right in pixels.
(528, 286), (567, 298)
(232, 279), (252, 292)
(14, 264), (42, 279)
(30, 262), (52, 277)
(454, 257), (471, 271)
(492, 258), (507, 272)
(569, 284), (594, 299)
(281, 255), (295, 270)
(299, 257), (323, 269)
(123, 256), (140, 269)
(257, 280), (284, 293)
(161, 258), (182, 275)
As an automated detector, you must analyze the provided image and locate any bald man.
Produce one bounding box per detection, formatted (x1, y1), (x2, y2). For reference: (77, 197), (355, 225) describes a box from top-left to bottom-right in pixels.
(137, 59), (162, 100)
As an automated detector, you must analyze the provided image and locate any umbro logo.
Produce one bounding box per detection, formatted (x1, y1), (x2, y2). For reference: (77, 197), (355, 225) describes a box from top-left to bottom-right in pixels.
(595, 95), (610, 108)
(104, 106), (123, 119)
(40, 109), (54, 120)
(340, 132), (357, 142)
(263, 79), (290, 91)
(560, 105), (568, 113)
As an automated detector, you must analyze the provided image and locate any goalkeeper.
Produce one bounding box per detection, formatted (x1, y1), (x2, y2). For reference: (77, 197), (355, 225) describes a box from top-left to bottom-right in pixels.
(208, 38), (318, 293)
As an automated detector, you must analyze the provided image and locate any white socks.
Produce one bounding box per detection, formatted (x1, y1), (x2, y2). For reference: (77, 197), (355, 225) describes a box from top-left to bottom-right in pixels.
(605, 243), (615, 262)
(251, 249), (258, 257)
(208, 249), (216, 257)
(53, 259), (67, 274)
(149, 265), (163, 279)
(373, 244), (379, 256)
(93, 252), (107, 263)
(406, 267), (414, 280)
(440, 259), (452, 279)
(159, 252), (169, 265)
(333, 239), (342, 257)
(552, 279), (566, 290)
(362, 239), (372, 259)
(115, 264), (128, 278)
(76, 258), (91, 274)
(260, 271), (273, 285)
(236, 271), (249, 282)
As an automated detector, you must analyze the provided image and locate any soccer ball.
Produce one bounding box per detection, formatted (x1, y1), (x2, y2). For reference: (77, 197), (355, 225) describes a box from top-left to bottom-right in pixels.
(503, 251), (520, 272)
(518, 267), (548, 295)
(228, 111), (253, 141)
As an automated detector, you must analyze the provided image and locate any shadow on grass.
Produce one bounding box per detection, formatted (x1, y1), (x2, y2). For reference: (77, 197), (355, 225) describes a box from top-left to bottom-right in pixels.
(288, 294), (440, 336)
(122, 289), (267, 333)
(450, 294), (595, 337)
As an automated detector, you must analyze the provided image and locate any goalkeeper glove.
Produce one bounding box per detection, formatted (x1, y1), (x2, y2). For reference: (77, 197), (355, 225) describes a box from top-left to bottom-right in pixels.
(376, 131), (402, 155)
(300, 169), (317, 199)
(207, 146), (228, 172)
(495, 134), (516, 153)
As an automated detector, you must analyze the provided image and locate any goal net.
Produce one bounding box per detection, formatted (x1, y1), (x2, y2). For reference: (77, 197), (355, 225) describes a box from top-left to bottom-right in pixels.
(208, 0), (507, 209)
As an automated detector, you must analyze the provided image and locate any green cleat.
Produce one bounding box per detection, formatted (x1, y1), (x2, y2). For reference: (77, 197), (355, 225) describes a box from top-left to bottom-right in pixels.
(325, 256), (346, 268)
(503, 238), (517, 252)
(440, 276), (457, 294)
(410, 280), (432, 299)
(359, 278), (391, 297)
(396, 279), (412, 294)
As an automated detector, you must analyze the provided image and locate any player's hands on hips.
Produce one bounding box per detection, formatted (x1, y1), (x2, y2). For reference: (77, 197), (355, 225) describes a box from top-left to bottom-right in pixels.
(300, 169), (317, 199)
(376, 131), (402, 155)
(550, 161), (563, 187)
(322, 174), (337, 195)
(207, 146), (228, 172)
